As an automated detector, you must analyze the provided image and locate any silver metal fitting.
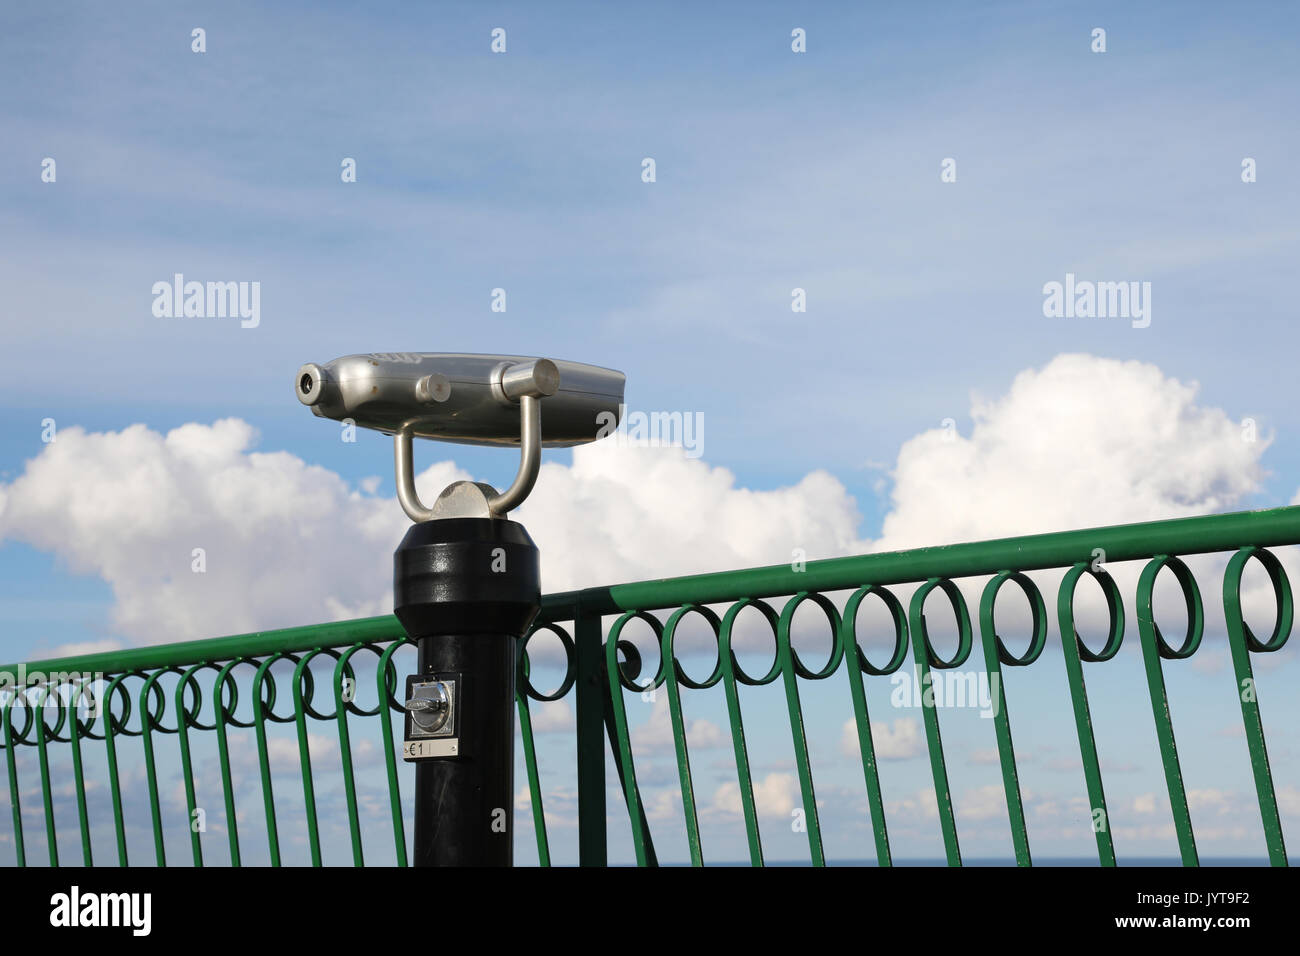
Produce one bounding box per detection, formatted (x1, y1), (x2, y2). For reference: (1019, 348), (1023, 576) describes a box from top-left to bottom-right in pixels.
(405, 681), (452, 734)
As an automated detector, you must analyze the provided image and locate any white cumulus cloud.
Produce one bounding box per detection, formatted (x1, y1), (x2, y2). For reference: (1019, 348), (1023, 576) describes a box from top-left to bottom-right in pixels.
(840, 716), (924, 760)
(0, 420), (866, 647)
(711, 772), (799, 818)
(876, 353), (1267, 550)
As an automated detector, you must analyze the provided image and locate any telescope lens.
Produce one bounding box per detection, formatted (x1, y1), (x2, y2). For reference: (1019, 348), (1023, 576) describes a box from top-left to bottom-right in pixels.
(295, 363), (326, 406)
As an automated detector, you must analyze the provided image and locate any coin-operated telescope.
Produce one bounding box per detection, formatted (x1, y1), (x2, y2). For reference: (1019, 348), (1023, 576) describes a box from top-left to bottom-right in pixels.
(296, 352), (624, 866)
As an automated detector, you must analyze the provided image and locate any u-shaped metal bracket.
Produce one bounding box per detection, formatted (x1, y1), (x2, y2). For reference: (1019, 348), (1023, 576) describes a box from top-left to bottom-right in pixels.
(394, 394), (542, 522)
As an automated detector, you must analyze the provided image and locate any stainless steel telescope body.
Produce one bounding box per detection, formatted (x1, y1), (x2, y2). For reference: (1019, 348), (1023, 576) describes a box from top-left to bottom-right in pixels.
(295, 352), (624, 447)
(295, 352), (625, 520)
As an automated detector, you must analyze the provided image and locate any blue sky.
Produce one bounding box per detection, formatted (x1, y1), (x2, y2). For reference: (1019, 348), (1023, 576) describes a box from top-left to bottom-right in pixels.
(2, 1), (1299, 865)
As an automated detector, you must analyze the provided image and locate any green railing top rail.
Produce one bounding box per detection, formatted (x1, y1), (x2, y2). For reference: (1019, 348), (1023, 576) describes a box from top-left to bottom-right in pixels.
(5, 503), (1299, 681)
(547, 503), (1300, 615)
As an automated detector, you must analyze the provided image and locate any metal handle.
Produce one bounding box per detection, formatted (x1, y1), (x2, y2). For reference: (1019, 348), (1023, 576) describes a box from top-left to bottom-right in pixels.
(485, 394), (540, 516)
(394, 361), (554, 522)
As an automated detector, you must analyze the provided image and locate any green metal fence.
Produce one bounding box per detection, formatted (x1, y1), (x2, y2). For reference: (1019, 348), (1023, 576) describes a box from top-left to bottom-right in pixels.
(2, 505), (1297, 866)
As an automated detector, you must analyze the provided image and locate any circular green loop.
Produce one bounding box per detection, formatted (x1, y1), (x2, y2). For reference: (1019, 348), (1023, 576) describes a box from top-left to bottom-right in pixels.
(70, 676), (108, 741)
(177, 663), (222, 732)
(2, 687), (34, 746)
(1224, 546), (1293, 653)
(294, 648), (345, 720)
(331, 644), (385, 718)
(615, 640), (642, 683)
(139, 668), (181, 735)
(22, 681), (74, 744)
(1059, 563), (1125, 663)
(377, 638), (412, 715)
(306, 647), (370, 721)
(720, 598), (783, 686)
(779, 592), (843, 680)
(1138, 555), (1204, 660)
(105, 673), (143, 737)
(520, 622), (577, 702)
(215, 658), (263, 729)
(843, 585), (910, 676)
(253, 654), (299, 725)
(981, 571), (1048, 667)
(910, 578), (973, 669)
(607, 610), (665, 692)
(34, 681), (70, 742)
(663, 604), (724, 690)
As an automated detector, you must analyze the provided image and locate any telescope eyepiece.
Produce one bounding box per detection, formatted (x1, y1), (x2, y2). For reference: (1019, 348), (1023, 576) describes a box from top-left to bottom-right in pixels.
(296, 363), (326, 406)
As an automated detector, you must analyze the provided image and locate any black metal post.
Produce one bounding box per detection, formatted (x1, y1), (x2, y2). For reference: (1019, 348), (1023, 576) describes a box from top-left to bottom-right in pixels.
(393, 517), (540, 867)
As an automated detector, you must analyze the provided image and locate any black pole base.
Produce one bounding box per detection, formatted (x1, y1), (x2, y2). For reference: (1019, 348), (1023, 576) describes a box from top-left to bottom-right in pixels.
(394, 517), (541, 868)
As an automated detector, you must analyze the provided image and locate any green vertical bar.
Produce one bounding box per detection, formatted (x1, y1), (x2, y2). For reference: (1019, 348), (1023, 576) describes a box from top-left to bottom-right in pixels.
(663, 662), (703, 865)
(292, 653), (324, 867)
(516, 684), (550, 866)
(911, 657), (958, 864)
(601, 687), (659, 865)
(1060, 644), (1116, 864)
(175, 666), (206, 867)
(719, 599), (777, 867)
(376, 640), (408, 866)
(213, 662), (243, 867)
(778, 661), (823, 864)
(1057, 564), (1120, 866)
(574, 607), (607, 866)
(69, 681), (95, 866)
(35, 687), (60, 867)
(3, 695), (26, 866)
(842, 659), (892, 866)
(982, 648), (1028, 865)
(776, 595), (830, 867)
(139, 674), (168, 867)
(103, 675), (130, 866)
(333, 648), (365, 867)
(252, 657), (282, 866)
(719, 666), (764, 866)
(908, 579), (970, 867)
(662, 606), (720, 867)
(1135, 645), (1197, 864)
(1222, 547), (1290, 866)
(841, 586), (909, 867)
(1135, 557), (1200, 867)
(604, 613), (654, 866)
(977, 572), (1048, 868)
